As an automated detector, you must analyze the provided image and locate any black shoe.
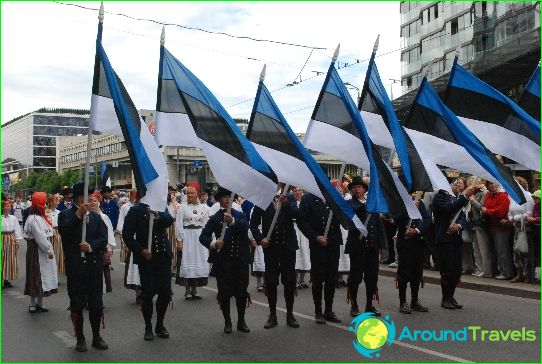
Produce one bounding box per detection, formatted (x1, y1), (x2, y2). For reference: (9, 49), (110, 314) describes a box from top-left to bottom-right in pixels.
(450, 298), (463, 309)
(35, 304), (49, 313)
(224, 321), (233, 334)
(92, 336), (109, 350)
(237, 321), (250, 333)
(350, 306), (361, 317)
(399, 302), (411, 314)
(28, 306), (38, 314)
(191, 294), (202, 300)
(410, 300), (429, 312)
(185, 292), (193, 301)
(3, 281), (13, 288)
(264, 314), (278, 329)
(155, 326), (170, 339)
(286, 314), (299, 328)
(75, 337), (88, 352)
(315, 312), (326, 324)
(324, 312), (342, 323)
(441, 299), (456, 310)
(144, 328), (155, 341)
(365, 306), (381, 317)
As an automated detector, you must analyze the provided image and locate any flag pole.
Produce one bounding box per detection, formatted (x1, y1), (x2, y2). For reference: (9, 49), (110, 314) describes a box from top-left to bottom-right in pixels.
(324, 162), (346, 238)
(81, 2), (104, 258)
(147, 211), (154, 252)
(219, 193), (235, 242)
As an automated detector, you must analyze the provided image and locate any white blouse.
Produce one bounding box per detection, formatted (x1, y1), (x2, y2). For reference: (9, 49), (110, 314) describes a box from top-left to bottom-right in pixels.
(2, 214), (23, 240)
(46, 208), (60, 228)
(117, 202), (133, 232)
(99, 211), (116, 250)
(23, 215), (54, 254)
(175, 203), (210, 241)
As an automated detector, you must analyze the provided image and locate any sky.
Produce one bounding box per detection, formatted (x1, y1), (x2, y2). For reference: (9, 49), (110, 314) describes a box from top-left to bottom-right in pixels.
(2, 1), (402, 133)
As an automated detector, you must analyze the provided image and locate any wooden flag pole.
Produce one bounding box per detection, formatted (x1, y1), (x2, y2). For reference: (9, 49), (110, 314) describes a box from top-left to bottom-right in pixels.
(147, 211), (154, 252)
(219, 193), (235, 241)
(324, 162), (346, 238)
(266, 184), (290, 240)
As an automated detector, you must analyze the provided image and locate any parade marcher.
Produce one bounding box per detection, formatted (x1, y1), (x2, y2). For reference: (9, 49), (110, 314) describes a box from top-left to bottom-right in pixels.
(468, 178), (493, 278)
(250, 206), (266, 292)
(100, 186), (119, 231)
(433, 179), (478, 310)
(344, 177), (385, 317)
(297, 192), (343, 324)
(292, 187), (311, 289)
(90, 191), (116, 293)
(167, 192), (180, 276)
(24, 192), (59, 314)
(12, 196), (25, 226)
(395, 195), (431, 314)
(200, 187), (252, 334)
(46, 195), (65, 276)
(122, 200), (175, 341)
(250, 185), (300, 329)
(58, 183), (108, 352)
(2, 200), (23, 288)
(175, 187), (210, 299)
(57, 187), (73, 212)
(118, 190), (142, 302)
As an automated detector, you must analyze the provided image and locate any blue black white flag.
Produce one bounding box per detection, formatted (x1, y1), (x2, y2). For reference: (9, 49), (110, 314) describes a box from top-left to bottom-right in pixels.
(247, 69), (367, 235)
(304, 47), (420, 219)
(100, 161), (111, 188)
(445, 59), (540, 172)
(405, 76), (526, 204)
(518, 64), (540, 122)
(89, 22), (167, 211)
(155, 45), (277, 209)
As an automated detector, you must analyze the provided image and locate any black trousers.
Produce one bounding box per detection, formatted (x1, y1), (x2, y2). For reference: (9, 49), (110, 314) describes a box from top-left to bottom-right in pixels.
(263, 243), (296, 314)
(215, 257), (249, 302)
(310, 244), (339, 314)
(138, 254), (172, 328)
(397, 239), (425, 284)
(437, 240), (462, 299)
(347, 246), (379, 307)
(67, 261), (104, 312)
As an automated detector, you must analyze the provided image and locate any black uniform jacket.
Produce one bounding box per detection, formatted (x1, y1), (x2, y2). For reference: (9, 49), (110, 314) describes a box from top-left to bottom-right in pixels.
(432, 189), (467, 244)
(344, 198), (385, 254)
(296, 193), (343, 248)
(394, 200), (431, 248)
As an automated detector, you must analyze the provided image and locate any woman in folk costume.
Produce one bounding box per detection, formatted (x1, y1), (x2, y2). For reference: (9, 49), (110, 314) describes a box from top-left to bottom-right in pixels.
(292, 187), (311, 289)
(46, 194), (65, 276)
(167, 192), (180, 276)
(249, 206), (266, 292)
(90, 191), (116, 293)
(175, 187), (210, 299)
(23, 192), (58, 313)
(117, 190), (137, 264)
(119, 190), (141, 302)
(2, 199), (23, 288)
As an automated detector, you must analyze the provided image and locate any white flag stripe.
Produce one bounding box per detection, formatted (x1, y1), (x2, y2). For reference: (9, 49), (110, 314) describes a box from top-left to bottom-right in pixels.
(458, 116), (540, 172)
(360, 110), (394, 149)
(385, 164), (422, 219)
(155, 111), (200, 148)
(89, 94), (122, 135)
(199, 139), (276, 209)
(252, 143), (324, 200)
(416, 149), (453, 194)
(303, 119), (370, 169)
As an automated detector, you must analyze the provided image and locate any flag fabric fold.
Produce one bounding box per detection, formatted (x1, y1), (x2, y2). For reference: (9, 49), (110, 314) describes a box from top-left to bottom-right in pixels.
(156, 46), (277, 209)
(90, 22), (167, 211)
(359, 53), (450, 194)
(305, 60), (420, 219)
(445, 59), (540, 171)
(100, 161), (111, 188)
(518, 64), (540, 122)
(247, 78), (367, 235)
(405, 77), (526, 205)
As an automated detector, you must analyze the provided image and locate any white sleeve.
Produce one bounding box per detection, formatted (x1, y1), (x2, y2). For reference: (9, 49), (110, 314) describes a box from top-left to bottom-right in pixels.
(175, 206), (184, 241)
(247, 207), (255, 241)
(13, 217), (23, 241)
(30, 217), (53, 253)
(101, 214), (116, 248)
(117, 205), (128, 232)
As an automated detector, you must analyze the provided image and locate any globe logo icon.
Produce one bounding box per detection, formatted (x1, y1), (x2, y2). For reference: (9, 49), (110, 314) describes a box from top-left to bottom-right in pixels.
(349, 313), (396, 359)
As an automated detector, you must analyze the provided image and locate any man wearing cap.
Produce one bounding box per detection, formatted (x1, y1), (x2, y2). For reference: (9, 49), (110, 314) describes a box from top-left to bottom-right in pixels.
(250, 184), (300, 329)
(200, 187), (251, 334)
(122, 199), (175, 341)
(297, 190), (343, 324)
(58, 187), (74, 212)
(344, 177), (385, 317)
(57, 182), (109, 352)
(100, 186), (119, 231)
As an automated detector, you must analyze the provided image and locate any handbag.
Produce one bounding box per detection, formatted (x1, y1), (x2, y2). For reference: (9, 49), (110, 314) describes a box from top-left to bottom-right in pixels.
(513, 217), (528, 254)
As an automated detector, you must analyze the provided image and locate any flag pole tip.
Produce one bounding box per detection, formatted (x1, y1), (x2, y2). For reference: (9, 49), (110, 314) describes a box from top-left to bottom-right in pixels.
(454, 44), (462, 60)
(160, 26), (166, 45)
(373, 35), (380, 53)
(260, 64), (266, 81)
(98, 2), (104, 22)
(332, 44), (340, 62)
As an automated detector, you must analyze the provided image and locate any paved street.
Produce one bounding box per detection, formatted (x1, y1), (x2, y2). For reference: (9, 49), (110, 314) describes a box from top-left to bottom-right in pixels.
(2, 244), (540, 363)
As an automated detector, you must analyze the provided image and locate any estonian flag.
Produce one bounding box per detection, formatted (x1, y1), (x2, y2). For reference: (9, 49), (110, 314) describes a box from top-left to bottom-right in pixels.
(445, 59), (540, 172)
(100, 161), (111, 188)
(405, 76), (526, 205)
(358, 40), (450, 194)
(518, 64), (540, 122)
(155, 44), (277, 209)
(304, 46), (420, 219)
(247, 67), (367, 235)
(89, 21), (168, 211)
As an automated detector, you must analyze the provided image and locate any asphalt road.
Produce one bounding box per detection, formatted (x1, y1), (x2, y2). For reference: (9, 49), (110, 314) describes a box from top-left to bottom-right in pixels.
(2, 243), (540, 362)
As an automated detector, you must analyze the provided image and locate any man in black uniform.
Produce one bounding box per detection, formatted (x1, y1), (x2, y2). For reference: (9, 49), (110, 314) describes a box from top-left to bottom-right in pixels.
(58, 182), (109, 352)
(200, 187), (251, 334)
(122, 201), (174, 341)
(250, 186), (300, 329)
(297, 192), (342, 324)
(433, 179), (478, 309)
(344, 177), (385, 317)
(394, 196), (431, 314)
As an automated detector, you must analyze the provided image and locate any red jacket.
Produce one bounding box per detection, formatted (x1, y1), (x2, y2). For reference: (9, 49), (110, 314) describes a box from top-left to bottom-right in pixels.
(484, 192), (512, 232)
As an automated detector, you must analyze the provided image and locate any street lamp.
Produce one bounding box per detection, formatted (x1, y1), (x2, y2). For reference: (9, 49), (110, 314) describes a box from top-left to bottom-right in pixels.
(389, 78), (401, 100)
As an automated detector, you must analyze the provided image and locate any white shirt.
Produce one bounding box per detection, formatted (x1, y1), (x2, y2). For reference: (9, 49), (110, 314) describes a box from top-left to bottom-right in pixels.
(46, 208), (60, 228)
(23, 215), (54, 254)
(117, 201), (133, 232)
(508, 188), (535, 222)
(2, 214), (23, 240)
(175, 203), (210, 241)
(12, 202), (25, 222)
(98, 211), (116, 250)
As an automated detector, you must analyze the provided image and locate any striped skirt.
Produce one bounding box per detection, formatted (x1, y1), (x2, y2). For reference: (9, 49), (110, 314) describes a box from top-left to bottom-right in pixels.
(168, 224), (177, 268)
(24, 240), (58, 298)
(51, 228), (65, 275)
(2, 232), (18, 281)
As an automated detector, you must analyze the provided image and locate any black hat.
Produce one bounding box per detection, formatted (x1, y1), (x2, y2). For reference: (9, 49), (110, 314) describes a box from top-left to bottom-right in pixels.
(101, 186), (112, 193)
(73, 182), (95, 199)
(214, 187), (231, 201)
(176, 183), (185, 191)
(348, 176), (368, 191)
(205, 187), (212, 195)
(61, 186), (73, 196)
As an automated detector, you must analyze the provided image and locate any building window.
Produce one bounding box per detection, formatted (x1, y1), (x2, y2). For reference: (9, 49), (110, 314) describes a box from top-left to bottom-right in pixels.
(451, 18), (459, 34)
(407, 77), (412, 87)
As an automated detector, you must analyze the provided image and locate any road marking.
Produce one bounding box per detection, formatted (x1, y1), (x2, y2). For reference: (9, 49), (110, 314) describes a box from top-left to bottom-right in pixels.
(52, 331), (75, 347)
(202, 286), (472, 363)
